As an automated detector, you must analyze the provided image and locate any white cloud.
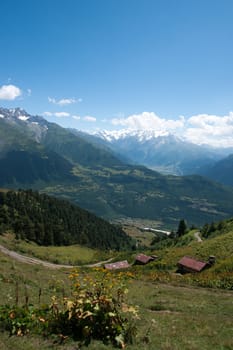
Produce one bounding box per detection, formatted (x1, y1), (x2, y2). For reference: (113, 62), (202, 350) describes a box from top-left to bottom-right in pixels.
(184, 112), (233, 147)
(48, 96), (82, 106)
(0, 84), (22, 100)
(111, 112), (184, 132)
(83, 116), (96, 122)
(27, 88), (32, 96)
(72, 115), (81, 120)
(110, 111), (233, 147)
(54, 112), (70, 117)
(43, 111), (70, 118)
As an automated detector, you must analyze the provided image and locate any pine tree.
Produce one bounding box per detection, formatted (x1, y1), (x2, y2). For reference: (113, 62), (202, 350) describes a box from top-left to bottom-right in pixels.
(176, 219), (187, 237)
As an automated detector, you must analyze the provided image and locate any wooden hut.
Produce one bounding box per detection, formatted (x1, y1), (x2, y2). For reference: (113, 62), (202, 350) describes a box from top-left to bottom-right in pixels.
(134, 253), (157, 265)
(177, 256), (215, 274)
(104, 260), (130, 270)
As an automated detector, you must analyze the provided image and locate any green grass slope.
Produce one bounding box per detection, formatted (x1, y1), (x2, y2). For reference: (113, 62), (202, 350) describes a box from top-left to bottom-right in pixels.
(151, 221), (233, 274)
(0, 249), (233, 350)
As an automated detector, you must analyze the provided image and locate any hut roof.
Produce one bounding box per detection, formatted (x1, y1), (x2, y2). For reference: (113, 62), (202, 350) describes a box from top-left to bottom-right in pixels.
(104, 260), (130, 270)
(178, 256), (208, 272)
(135, 253), (156, 264)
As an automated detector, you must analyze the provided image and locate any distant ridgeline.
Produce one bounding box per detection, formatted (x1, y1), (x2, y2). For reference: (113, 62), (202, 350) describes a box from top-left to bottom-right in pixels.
(0, 189), (133, 250)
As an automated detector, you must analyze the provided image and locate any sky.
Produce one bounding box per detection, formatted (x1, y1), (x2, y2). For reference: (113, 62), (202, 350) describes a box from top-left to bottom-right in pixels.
(1, 0), (233, 147)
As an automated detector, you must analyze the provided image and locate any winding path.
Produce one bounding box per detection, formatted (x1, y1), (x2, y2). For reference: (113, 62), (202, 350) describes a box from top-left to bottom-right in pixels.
(0, 244), (113, 269)
(194, 231), (203, 242)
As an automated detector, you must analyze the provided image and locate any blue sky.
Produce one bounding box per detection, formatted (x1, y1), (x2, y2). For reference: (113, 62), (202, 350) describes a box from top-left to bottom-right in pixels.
(1, 0), (233, 145)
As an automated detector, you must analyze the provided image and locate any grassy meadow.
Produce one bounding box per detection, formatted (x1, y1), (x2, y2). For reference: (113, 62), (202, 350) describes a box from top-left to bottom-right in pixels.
(0, 233), (110, 265)
(1, 222), (233, 349)
(0, 244), (233, 350)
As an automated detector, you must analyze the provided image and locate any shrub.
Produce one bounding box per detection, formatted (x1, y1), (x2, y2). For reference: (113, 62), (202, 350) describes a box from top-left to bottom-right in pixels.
(0, 268), (138, 348)
(47, 268), (138, 347)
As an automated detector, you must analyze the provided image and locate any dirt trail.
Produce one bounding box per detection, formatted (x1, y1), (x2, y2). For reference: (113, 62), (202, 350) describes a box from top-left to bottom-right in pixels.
(0, 244), (113, 269)
(194, 231), (203, 242)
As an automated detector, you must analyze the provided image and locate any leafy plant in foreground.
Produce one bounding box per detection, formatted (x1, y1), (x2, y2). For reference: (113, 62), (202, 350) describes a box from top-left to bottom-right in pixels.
(0, 304), (49, 336)
(0, 268), (138, 348)
(48, 268), (138, 347)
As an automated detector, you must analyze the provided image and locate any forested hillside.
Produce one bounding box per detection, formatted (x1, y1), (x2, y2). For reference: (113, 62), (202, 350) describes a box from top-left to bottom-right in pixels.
(0, 189), (133, 250)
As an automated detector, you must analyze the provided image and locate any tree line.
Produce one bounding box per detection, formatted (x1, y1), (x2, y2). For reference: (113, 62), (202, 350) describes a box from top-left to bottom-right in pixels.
(0, 189), (133, 250)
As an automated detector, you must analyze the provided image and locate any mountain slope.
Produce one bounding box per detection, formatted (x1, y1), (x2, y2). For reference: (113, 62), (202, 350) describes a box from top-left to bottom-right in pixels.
(198, 154), (233, 187)
(0, 150), (74, 185)
(0, 118), (74, 185)
(0, 189), (133, 250)
(41, 123), (123, 168)
(0, 107), (123, 185)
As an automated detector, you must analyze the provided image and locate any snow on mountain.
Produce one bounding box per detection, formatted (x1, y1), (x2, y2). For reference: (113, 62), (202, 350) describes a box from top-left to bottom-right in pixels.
(0, 107), (34, 123)
(90, 129), (233, 175)
(0, 107), (49, 142)
(93, 129), (174, 143)
(18, 115), (29, 121)
(0, 107), (46, 124)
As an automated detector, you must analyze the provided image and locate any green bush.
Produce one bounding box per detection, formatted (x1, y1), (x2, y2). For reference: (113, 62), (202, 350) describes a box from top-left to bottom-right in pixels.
(0, 269), (138, 348)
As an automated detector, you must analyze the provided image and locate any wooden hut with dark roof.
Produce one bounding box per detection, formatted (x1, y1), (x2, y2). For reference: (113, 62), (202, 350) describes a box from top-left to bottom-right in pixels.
(134, 253), (157, 265)
(104, 260), (130, 270)
(177, 256), (215, 274)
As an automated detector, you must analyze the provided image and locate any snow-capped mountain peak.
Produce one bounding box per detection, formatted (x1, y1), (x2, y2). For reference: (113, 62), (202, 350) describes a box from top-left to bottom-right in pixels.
(87, 127), (233, 176)
(0, 107), (30, 121)
(92, 129), (181, 143)
(0, 107), (49, 141)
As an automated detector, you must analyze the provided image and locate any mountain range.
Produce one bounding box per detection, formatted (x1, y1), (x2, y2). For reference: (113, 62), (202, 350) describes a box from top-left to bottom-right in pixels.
(1, 107), (233, 229)
(86, 129), (233, 178)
